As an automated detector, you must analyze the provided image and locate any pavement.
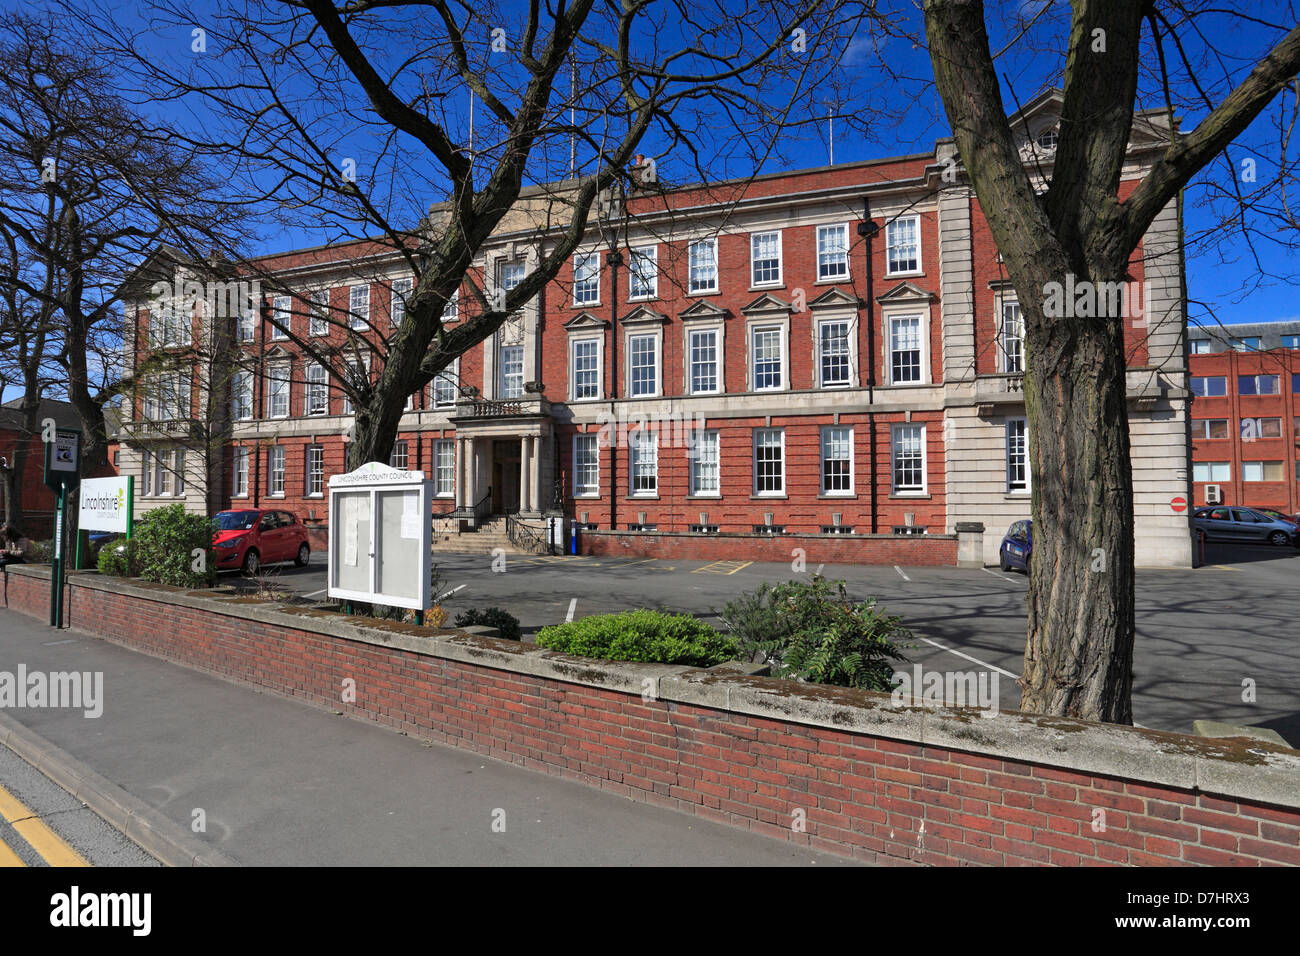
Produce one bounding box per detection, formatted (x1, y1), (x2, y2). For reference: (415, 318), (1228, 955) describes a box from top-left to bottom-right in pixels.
(251, 538), (1300, 741)
(3, 537), (1293, 866)
(0, 743), (158, 867)
(0, 609), (852, 866)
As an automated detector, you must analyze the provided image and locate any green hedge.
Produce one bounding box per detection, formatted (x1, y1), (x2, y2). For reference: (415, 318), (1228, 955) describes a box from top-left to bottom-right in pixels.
(96, 504), (216, 589)
(536, 609), (737, 667)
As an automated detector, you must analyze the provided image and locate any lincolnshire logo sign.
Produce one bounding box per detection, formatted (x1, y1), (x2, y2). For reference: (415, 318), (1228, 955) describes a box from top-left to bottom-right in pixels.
(78, 476), (132, 534)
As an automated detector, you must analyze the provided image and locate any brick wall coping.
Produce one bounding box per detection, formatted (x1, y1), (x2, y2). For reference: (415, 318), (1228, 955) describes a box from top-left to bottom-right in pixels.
(11, 564), (1300, 812)
(577, 529), (959, 541)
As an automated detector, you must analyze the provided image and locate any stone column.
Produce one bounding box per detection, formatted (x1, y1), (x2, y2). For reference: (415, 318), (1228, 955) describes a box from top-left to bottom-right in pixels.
(528, 435), (539, 512)
(468, 440), (477, 505)
(458, 438), (470, 508)
(520, 436), (532, 514)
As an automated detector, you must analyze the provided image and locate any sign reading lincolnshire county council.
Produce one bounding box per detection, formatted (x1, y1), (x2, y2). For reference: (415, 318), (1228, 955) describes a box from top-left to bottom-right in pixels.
(327, 462), (434, 612)
(78, 476), (133, 534)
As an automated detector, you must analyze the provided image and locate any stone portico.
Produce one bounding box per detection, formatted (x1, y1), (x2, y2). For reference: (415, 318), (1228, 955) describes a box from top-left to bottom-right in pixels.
(451, 396), (554, 520)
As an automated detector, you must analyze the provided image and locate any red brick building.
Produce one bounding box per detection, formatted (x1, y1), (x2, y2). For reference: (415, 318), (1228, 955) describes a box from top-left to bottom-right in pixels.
(1187, 321), (1300, 516)
(0, 398), (117, 538)
(117, 90), (1196, 566)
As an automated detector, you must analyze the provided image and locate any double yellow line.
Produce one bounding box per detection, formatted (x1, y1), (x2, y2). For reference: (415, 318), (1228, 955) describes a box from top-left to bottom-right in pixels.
(0, 784), (89, 867)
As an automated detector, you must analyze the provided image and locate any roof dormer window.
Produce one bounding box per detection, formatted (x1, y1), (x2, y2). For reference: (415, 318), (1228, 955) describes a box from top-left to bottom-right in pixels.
(1036, 128), (1059, 150)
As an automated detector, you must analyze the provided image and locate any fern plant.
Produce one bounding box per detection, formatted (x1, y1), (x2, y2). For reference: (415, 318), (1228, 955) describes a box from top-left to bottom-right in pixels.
(720, 578), (910, 691)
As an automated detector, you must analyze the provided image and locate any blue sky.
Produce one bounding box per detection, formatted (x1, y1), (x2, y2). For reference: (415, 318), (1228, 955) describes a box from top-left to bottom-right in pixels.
(142, 1), (1294, 329)
(5, 1), (1297, 407)
(99, 3), (1300, 328)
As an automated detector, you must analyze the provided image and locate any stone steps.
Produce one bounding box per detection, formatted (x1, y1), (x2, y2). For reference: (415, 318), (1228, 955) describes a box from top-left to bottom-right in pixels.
(429, 516), (548, 555)
(431, 533), (520, 554)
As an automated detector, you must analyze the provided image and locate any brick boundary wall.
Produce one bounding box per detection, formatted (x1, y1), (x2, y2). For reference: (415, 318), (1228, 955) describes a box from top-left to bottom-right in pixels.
(578, 530), (960, 566)
(4, 564), (1300, 866)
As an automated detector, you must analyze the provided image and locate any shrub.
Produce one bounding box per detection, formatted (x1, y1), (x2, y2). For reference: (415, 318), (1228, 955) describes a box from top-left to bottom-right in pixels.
(96, 537), (136, 577)
(536, 610), (737, 667)
(454, 606), (521, 641)
(100, 504), (216, 588)
(720, 578), (909, 691)
(25, 539), (54, 563)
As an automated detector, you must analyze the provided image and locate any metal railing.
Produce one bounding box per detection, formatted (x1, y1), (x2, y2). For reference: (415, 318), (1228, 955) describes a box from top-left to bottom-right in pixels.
(506, 513), (552, 555)
(471, 486), (493, 526)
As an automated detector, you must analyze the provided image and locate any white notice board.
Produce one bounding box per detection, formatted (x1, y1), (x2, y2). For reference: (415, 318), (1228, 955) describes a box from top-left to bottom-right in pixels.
(327, 462), (432, 610)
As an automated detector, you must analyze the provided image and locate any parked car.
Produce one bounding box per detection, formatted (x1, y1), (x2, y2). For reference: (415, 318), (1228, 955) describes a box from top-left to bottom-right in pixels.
(999, 519), (1032, 573)
(1248, 507), (1300, 533)
(213, 509), (311, 575)
(1192, 506), (1299, 547)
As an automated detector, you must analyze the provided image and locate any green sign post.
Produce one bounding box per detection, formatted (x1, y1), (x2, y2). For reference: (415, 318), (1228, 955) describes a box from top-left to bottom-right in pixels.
(42, 427), (81, 628)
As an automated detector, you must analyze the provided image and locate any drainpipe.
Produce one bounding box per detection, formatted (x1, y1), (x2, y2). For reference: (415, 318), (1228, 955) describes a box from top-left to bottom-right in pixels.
(858, 199), (880, 534)
(608, 244), (622, 532)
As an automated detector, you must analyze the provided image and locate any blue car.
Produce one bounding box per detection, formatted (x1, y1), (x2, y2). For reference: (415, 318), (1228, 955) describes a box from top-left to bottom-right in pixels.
(999, 519), (1032, 573)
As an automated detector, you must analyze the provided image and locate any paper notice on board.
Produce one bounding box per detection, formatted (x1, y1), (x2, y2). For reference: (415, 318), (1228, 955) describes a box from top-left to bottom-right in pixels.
(343, 496), (359, 566)
(400, 491), (420, 539)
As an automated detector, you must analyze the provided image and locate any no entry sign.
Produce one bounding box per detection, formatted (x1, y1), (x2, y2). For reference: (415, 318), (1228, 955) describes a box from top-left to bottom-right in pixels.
(1170, 496), (1188, 513)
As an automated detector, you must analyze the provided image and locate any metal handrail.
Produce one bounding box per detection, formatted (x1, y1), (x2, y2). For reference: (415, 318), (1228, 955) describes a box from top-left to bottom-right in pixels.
(471, 486), (492, 525)
(506, 513), (551, 555)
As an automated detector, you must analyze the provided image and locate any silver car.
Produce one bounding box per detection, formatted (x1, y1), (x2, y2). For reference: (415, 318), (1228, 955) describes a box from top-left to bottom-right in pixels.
(1193, 507), (1299, 547)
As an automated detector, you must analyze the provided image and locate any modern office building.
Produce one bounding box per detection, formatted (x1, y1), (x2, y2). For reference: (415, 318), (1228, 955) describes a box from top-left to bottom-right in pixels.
(1188, 320), (1300, 517)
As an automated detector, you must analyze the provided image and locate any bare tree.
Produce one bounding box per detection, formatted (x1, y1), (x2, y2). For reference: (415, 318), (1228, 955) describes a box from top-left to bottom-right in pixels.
(88, 0), (885, 470)
(924, 0), (1300, 722)
(0, 13), (251, 502)
(0, 243), (60, 527)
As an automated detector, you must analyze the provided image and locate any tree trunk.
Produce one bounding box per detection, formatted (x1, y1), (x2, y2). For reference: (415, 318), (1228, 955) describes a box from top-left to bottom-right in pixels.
(925, 0), (1140, 723)
(0, 463), (18, 527)
(1017, 268), (1136, 723)
(348, 399), (405, 472)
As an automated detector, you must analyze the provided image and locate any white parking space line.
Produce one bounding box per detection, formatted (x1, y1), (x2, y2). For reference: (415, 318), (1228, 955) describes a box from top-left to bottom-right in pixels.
(303, 588), (327, 598)
(919, 636), (1021, 681)
(894, 566), (910, 582)
(981, 567), (1020, 584)
(438, 584), (467, 601)
(565, 598), (577, 623)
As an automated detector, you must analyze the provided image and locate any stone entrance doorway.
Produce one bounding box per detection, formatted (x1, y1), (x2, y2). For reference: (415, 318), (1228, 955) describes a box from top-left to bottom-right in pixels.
(491, 438), (522, 513)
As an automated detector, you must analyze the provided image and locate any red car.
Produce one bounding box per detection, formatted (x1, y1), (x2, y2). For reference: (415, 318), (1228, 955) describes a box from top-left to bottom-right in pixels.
(213, 509), (311, 575)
